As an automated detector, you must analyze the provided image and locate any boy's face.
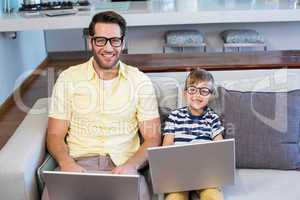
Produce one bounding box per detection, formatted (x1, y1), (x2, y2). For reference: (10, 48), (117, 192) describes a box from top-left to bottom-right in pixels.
(184, 81), (213, 115)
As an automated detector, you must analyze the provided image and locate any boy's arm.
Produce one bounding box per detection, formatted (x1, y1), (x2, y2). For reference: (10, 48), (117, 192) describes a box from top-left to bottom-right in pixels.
(163, 134), (175, 146)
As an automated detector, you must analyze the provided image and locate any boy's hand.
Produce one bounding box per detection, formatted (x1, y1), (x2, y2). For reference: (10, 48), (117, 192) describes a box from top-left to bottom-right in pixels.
(213, 133), (224, 141)
(162, 134), (175, 146)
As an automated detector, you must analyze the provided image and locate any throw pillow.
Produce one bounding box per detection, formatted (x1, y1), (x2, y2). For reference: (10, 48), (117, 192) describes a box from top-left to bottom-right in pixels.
(165, 30), (204, 47)
(221, 29), (264, 43)
(218, 87), (300, 170)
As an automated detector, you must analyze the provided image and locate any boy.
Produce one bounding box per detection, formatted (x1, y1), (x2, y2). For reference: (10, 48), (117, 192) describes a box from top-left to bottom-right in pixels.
(163, 69), (224, 200)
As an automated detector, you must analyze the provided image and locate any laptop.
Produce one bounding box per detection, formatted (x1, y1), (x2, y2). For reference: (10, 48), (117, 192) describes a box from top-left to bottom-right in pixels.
(43, 171), (140, 200)
(148, 138), (235, 194)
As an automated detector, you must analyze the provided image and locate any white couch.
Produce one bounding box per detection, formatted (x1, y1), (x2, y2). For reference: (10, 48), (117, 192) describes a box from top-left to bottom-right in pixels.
(1, 74), (300, 200)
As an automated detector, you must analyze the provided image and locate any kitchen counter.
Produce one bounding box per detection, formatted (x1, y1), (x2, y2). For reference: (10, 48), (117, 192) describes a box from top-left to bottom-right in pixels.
(1, 0), (300, 32)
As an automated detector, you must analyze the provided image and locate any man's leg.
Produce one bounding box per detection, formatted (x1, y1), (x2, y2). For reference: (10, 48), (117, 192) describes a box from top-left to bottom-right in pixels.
(137, 172), (151, 200)
(41, 187), (50, 200)
(94, 155), (151, 200)
(76, 155), (114, 171)
(198, 188), (224, 200)
(165, 191), (189, 200)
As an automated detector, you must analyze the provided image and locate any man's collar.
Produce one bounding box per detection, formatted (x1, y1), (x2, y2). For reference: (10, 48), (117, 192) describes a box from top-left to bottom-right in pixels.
(118, 60), (127, 79)
(86, 57), (95, 80)
(85, 57), (127, 80)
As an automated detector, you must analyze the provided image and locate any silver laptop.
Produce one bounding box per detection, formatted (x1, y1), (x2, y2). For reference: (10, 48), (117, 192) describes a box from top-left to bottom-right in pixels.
(148, 138), (235, 194)
(43, 171), (140, 200)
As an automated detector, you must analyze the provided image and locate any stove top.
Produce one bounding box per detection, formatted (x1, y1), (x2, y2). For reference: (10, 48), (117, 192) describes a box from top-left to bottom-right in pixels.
(19, 1), (90, 11)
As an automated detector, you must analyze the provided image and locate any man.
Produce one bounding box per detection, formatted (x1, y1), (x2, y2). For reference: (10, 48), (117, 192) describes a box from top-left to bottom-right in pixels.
(45, 11), (161, 200)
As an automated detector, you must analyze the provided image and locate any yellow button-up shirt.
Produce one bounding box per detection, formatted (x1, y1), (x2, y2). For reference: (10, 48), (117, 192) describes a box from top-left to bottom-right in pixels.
(49, 58), (159, 166)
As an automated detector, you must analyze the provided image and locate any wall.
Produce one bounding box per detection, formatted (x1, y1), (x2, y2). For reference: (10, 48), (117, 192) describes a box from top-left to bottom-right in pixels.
(0, 0), (46, 106)
(45, 21), (300, 53)
(45, 29), (86, 52)
(0, 30), (47, 105)
(1, 0), (19, 14)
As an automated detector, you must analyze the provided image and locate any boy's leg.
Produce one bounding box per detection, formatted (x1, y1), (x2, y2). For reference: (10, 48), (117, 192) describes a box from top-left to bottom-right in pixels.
(165, 191), (189, 200)
(198, 188), (224, 200)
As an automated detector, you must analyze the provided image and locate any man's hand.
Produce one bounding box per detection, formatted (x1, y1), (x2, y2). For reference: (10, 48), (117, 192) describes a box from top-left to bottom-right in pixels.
(115, 118), (160, 173)
(112, 164), (137, 175)
(59, 161), (87, 173)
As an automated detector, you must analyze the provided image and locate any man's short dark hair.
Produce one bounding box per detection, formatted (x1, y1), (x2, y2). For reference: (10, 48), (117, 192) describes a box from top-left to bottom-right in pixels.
(88, 11), (127, 37)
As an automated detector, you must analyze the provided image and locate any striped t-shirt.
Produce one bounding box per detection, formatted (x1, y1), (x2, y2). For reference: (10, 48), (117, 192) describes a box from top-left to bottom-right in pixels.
(163, 106), (224, 145)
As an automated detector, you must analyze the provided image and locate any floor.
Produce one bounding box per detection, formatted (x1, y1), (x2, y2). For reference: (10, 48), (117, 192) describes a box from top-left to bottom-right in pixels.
(0, 58), (85, 150)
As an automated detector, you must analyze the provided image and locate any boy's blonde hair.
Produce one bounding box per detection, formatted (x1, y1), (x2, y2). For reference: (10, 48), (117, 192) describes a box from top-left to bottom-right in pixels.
(184, 68), (216, 94)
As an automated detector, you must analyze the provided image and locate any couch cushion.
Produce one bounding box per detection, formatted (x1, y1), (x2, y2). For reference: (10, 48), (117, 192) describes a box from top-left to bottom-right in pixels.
(219, 87), (300, 169)
(224, 169), (300, 200)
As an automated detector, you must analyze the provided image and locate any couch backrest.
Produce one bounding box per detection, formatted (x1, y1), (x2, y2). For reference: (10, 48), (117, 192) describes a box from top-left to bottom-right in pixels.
(151, 76), (183, 110)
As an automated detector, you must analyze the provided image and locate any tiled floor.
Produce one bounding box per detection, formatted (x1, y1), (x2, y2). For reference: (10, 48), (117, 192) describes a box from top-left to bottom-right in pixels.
(0, 58), (85, 150)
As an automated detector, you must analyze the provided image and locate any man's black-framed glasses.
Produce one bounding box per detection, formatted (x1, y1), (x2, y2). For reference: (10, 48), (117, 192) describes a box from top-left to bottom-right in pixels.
(92, 36), (124, 47)
(186, 86), (212, 96)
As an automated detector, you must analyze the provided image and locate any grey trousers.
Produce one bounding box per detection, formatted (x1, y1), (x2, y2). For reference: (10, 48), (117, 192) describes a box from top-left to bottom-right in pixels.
(42, 155), (151, 200)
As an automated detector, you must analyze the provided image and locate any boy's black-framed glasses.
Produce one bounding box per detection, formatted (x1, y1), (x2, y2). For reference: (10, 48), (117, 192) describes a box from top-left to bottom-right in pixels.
(92, 36), (124, 47)
(186, 86), (212, 96)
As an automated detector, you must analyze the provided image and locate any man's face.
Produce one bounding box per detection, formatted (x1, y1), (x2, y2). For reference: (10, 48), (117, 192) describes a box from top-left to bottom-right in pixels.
(89, 23), (124, 70)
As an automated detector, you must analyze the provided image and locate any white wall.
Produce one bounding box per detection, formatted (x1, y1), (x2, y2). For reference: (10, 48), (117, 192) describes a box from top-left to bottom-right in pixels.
(0, 30), (47, 105)
(0, 1), (4, 15)
(45, 29), (86, 52)
(45, 21), (300, 53)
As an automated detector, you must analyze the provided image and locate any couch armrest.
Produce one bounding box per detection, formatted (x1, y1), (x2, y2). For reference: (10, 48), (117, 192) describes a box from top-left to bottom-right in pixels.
(0, 98), (49, 200)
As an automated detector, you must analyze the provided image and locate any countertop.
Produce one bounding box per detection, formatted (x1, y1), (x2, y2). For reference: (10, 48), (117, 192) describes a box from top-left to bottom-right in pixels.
(1, 0), (300, 32)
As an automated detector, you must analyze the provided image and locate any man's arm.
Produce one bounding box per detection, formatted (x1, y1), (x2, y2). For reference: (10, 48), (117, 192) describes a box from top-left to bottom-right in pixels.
(47, 117), (86, 172)
(112, 117), (161, 174)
